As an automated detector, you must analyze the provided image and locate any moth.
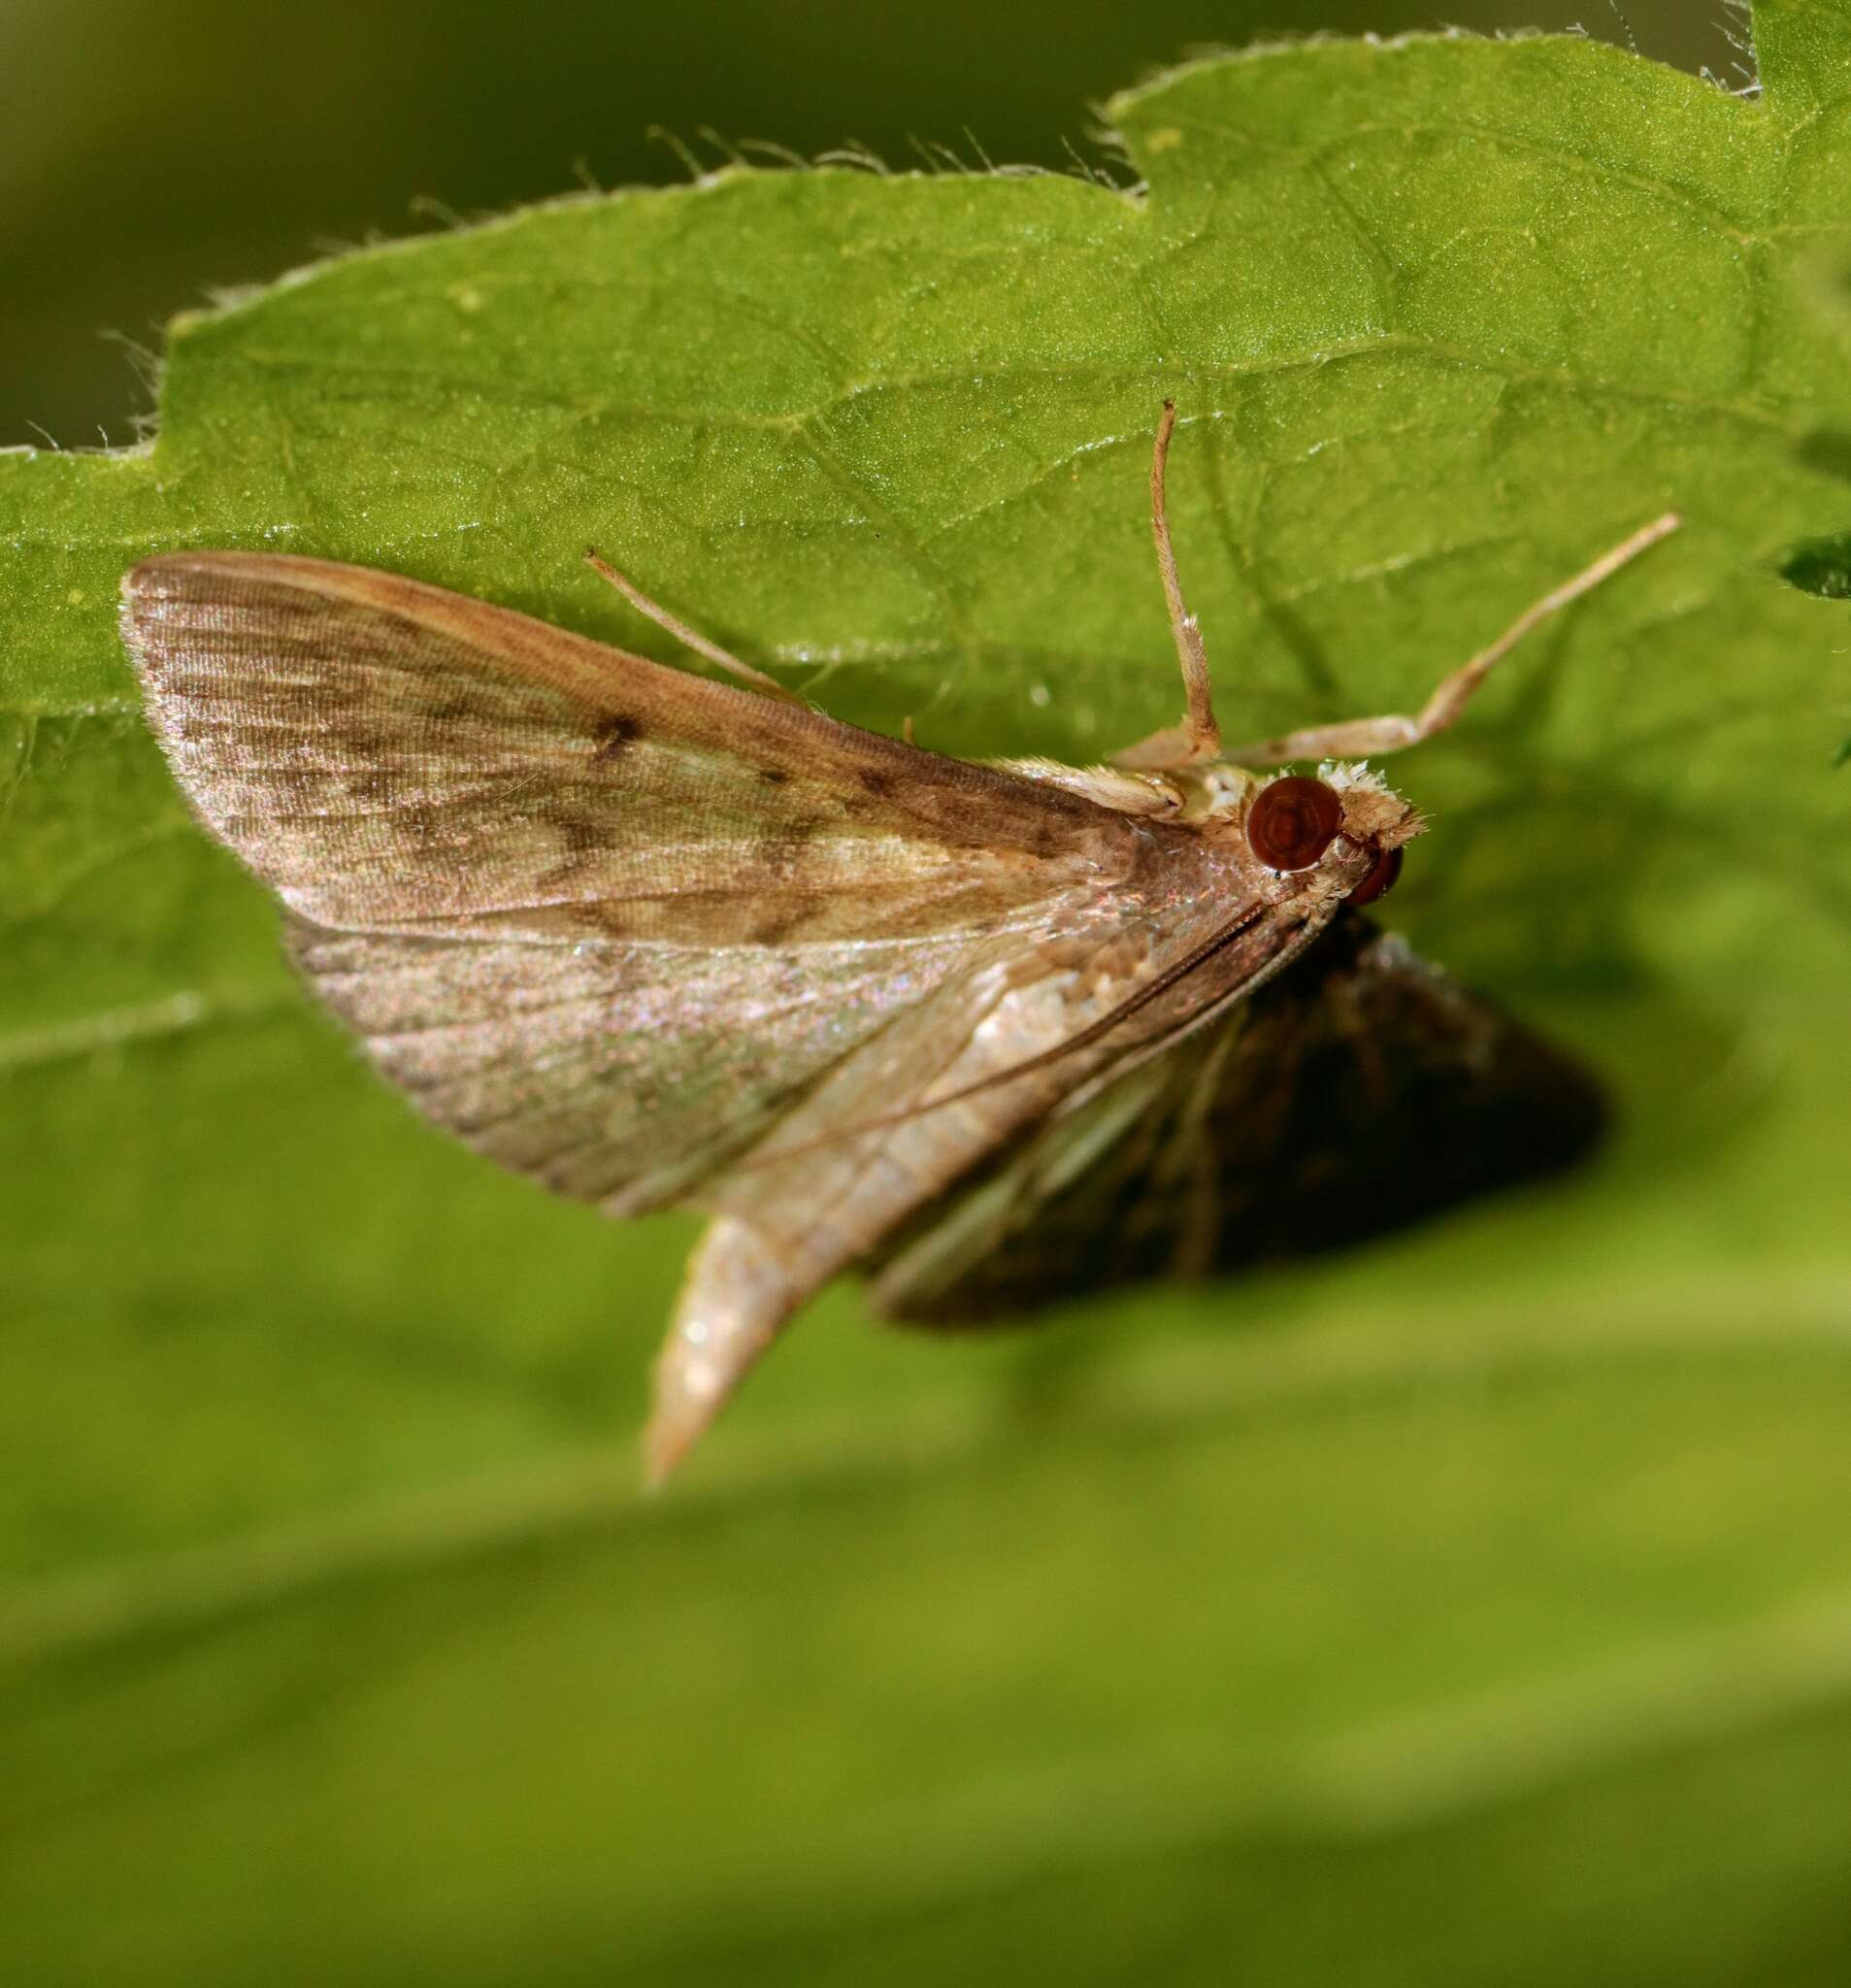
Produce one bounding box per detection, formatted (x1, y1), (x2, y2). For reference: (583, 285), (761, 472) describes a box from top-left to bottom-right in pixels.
(119, 405), (1678, 1481)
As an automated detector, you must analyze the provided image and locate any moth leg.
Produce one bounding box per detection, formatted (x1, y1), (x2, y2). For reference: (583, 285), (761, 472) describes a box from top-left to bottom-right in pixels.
(1111, 401), (1225, 772)
(1218, 512), (1682, 767)
(645, 1216), (800, 1487)
(583, 547), (805, 705)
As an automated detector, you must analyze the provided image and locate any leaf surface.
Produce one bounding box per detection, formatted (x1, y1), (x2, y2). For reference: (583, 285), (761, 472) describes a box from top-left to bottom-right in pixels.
(5, 10), (1851, 1981)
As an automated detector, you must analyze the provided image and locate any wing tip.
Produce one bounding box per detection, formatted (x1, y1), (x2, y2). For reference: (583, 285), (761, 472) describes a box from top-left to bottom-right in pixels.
(119, 548), (258, 623)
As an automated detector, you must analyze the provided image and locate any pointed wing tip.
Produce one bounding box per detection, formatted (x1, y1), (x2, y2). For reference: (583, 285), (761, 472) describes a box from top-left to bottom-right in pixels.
(119, 549), (265, 622)
(644, 1336), (737, 1486)
(642, 1415), (698, 1492)
(117, 557), (183, 679)
(118, 551), (180, 609)
(122, 548), (223, 584)
(117, 552), (251, 681)
(121, 548), (361, 601)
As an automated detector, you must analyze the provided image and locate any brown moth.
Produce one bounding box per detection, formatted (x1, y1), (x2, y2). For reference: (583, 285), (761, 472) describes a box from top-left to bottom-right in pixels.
(119, 405), (1678, 1481)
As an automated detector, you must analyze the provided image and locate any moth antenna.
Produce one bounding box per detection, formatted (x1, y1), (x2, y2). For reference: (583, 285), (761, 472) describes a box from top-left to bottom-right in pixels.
(1220, 511), (1683, 766)
(1112, 401), (1223, 771)
(903, 714), (918, 746)
(737, 901), (1273, 1170)
(583, 548), (804, 705)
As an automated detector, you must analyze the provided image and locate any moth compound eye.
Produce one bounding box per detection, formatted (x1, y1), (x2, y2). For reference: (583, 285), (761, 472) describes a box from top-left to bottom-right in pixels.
(1346, 844), (1405, 906)
(1247, 776), (1343, 871)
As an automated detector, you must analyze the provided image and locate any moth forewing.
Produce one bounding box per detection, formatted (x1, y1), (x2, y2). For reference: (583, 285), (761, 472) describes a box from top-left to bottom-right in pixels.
(120, 552), (1137, 944)
(119, 550), (1148, 1225)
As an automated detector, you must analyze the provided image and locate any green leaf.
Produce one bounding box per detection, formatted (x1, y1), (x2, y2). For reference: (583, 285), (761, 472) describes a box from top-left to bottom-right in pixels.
(5, 12), (1851, 1983)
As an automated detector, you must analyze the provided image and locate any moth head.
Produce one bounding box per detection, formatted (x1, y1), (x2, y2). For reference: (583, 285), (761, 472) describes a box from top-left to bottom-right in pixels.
(1244, 762), (1424, 906)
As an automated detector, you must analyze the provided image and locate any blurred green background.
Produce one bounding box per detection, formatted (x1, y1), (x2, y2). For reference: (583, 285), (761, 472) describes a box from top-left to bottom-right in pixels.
(10, 3), (1851, 1987)
(8, 0), (1731, 447)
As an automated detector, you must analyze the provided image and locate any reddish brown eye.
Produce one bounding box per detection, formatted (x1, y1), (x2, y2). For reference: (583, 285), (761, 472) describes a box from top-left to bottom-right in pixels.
(1347, 844), (1405, 906)
(1247, 776), (1343, 870)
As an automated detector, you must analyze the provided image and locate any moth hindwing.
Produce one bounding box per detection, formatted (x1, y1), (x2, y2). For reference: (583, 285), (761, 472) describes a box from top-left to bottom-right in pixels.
(119, 404), (1677, 1479)
(867, 915), (1607, 1326)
